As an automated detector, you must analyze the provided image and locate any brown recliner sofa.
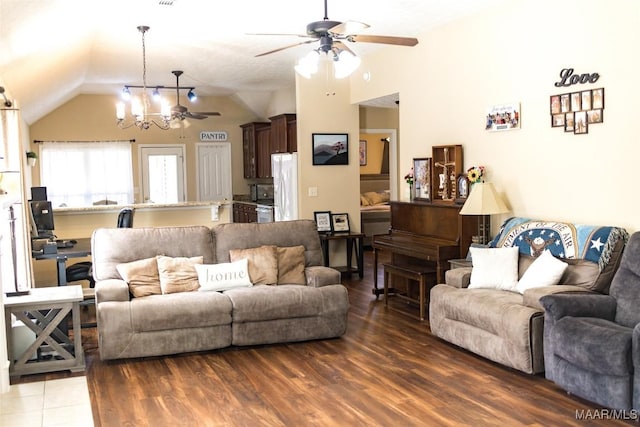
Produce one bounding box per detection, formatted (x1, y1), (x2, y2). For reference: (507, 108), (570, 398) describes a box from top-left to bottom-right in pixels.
(429, 217), (628, 374)
(92, 220), (349, 360)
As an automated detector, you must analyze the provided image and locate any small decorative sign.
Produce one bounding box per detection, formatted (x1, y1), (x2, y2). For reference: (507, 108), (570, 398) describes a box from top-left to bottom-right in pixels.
(485, 103), (520, 131)
(554, 68), (600, 87)
(199, 131), (228, 142)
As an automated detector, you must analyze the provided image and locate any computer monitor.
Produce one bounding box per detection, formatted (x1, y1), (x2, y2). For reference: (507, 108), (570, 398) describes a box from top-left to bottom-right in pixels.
(31, 186), (48, 201)
(30, 200), (55, 238)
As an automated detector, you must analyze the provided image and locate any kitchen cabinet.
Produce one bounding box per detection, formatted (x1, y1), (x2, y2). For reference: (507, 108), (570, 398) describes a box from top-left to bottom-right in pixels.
(233, 202), (257, 223)
(269, 114), (297, 154)
(240, 122), (270, 179)
(255, 125), (272, 178)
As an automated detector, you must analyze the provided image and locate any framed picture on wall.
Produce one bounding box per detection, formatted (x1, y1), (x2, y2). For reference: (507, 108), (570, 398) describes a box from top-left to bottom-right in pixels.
(412, 157), (431, 202)
(312, 133), (349, 165)
(359, 140), (367, 166)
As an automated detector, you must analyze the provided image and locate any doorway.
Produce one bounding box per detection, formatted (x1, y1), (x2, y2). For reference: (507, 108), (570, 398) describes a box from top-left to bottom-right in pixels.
(139, 145), (186, 203)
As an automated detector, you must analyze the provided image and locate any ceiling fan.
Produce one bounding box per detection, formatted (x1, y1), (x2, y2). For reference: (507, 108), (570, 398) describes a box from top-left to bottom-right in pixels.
(252, 0), (419, 58)
(169, 70), (221, 121)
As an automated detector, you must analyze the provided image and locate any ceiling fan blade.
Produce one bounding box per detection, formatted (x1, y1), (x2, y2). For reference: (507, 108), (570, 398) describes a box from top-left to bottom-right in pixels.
(247, 32), (312, 38)
(349, 34), (418, 46)
(184, 112), (208, 120)
(255, 39), (317, 57)
(333, 41), (356, 56)
(329, 20), (369, 35)
(196, 112), (221, 116)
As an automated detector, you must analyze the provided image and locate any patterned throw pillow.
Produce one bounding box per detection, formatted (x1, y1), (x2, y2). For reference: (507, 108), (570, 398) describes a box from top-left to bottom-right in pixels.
(195, 259), (253, 292)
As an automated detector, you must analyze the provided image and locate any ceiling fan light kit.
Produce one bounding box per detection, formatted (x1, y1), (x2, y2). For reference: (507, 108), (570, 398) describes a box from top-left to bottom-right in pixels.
(116, 26), (220, 131)
(256, 0), (418, 80)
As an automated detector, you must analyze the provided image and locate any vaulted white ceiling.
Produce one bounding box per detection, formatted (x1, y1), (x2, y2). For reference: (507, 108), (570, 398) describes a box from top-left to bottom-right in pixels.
(0, 0), (505, 123)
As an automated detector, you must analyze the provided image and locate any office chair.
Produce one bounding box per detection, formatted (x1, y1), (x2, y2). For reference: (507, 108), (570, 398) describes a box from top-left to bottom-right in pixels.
(66, 207), (134, 327)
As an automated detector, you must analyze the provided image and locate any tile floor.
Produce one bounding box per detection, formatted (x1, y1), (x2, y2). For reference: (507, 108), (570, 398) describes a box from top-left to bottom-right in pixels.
(0, 376), (93, 427)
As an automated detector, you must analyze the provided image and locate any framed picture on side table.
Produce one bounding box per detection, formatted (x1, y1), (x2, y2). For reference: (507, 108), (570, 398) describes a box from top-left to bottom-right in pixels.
(455, 174), (470, 205)
(331, 213), (350, 233)
(314, 211), (333, 233)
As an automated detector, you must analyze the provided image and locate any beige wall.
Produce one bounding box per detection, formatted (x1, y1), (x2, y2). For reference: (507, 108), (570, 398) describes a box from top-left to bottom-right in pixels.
(296, 64), (361, 233)
(351, 0), (640, 233)
(28, 94), (261, 201)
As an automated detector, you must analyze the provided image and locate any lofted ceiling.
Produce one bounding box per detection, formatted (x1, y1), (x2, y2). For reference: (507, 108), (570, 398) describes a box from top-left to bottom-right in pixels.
(0, 0), (506, 124)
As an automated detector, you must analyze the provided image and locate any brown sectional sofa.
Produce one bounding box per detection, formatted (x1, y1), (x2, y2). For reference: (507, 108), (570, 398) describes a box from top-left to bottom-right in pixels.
(429, 217), (628, 374)
(92, 220), (349, 360)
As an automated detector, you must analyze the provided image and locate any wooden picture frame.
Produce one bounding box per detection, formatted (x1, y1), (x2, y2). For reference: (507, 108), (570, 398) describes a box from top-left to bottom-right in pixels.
(312, 133), (349, 165)
(455, 174), (470, 205)
(412, 157), (431, 202)
(314, 211), (333, 233)
(331, 213), (350, 233)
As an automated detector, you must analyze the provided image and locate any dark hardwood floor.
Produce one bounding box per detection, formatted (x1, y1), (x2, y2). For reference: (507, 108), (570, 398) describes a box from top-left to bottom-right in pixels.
(15, 250), (635, 426)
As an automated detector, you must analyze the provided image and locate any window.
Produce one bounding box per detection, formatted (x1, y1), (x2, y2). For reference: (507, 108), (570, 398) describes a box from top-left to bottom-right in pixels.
(40, 141), (134, 207)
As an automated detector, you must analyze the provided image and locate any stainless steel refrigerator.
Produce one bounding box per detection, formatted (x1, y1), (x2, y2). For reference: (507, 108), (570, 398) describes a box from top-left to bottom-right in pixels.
(271, 152), (298, 221)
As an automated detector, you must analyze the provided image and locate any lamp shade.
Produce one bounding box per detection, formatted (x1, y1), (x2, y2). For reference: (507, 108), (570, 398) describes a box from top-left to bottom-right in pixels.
(459, 182), (509, 215)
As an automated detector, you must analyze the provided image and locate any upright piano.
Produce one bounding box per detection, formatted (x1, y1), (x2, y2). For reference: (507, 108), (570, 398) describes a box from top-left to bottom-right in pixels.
(372, 201), (478, 296)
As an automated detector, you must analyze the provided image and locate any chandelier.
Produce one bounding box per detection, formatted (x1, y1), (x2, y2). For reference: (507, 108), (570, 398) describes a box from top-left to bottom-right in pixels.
(116, 26), (201, 131)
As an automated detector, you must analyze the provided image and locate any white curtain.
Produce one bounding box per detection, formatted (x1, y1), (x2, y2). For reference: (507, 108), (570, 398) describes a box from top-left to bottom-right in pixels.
(40, 141), (134, 207)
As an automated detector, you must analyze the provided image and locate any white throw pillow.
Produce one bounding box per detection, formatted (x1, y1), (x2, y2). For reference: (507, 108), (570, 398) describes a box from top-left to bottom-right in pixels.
(195, 259), (253, 292)
(516, 250), (568, 294)
(468, 246), (519, 291)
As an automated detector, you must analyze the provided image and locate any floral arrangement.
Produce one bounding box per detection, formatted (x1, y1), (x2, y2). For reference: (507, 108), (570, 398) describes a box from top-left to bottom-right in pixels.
(467, 165), (485, 184)
(404, 167), (414, 186)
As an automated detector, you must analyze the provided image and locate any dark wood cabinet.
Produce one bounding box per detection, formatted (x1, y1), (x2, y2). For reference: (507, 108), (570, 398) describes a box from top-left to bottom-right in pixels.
(255, 125), (272, 178)
(269, 113), (297, 154)
(233, 202), (257, 223)
(240, 122), (270, 179)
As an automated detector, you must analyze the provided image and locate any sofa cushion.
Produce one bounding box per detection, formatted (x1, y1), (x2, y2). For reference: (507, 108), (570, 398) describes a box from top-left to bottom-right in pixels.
(277, 246), (306, 285)
(130, 291), (232, 332)
(195, 259), (253, 292)
(469, 247), (519, 291)
(116, 257), (161, 297)
(516, 250), (568, 294)
(229, 245), (278, 285)
(156, 255), (203, 294)
(552, 316), (633, 376)
(225, 284), (338, 322)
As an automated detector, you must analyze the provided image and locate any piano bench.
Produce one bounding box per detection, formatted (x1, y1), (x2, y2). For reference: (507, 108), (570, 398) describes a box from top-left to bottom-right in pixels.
(382, 263), (437, 321)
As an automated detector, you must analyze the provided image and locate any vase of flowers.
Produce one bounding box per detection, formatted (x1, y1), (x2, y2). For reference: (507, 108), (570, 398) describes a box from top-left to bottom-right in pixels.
(467, 165), (485, 185)
(404, 167), (414, 201)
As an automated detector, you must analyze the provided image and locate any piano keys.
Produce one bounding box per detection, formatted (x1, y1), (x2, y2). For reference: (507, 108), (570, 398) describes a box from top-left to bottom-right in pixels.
(372, 201), (478, 297)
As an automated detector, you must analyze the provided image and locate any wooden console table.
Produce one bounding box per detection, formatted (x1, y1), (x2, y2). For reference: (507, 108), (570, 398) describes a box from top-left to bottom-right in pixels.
(4, 285), (85, 378)
(318, 232), (365, 278)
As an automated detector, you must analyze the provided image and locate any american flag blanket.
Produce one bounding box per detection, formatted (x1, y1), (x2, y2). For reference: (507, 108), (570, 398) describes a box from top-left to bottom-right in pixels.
(489, 217), (629, 271)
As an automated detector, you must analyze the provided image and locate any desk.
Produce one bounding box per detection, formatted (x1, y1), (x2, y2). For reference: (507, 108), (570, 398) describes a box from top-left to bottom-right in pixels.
(4, 286), (85, 378)
(32, 238), (91, 286)
(318, 233), (364, 278)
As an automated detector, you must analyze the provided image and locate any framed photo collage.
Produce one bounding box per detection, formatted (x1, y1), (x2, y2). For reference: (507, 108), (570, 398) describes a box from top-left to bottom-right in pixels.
(550, 88), (604, 135)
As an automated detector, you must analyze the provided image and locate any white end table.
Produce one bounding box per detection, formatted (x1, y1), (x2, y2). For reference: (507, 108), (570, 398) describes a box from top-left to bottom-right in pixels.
(4, 285), (85, 378)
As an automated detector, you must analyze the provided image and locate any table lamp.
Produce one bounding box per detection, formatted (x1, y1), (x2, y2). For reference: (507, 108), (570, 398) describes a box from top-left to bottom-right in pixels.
(459, 182), (509, 244)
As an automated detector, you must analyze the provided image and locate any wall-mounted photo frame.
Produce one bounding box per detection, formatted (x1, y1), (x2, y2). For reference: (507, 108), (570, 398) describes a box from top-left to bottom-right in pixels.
(331, 213), (350, 233)
(455, 174), (470, 205)
(359, 140), (367, 166)
(412, 157), (432, 202)
(550, 88), (604, 136)
(485, 102), (520, 131)
(312, 133), (349, 165)
(314, 211), (333, 233)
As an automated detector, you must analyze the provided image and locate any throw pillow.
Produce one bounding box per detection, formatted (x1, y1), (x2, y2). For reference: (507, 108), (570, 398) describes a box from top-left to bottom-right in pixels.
(516, 250), (568, 294)
(229, 245), (278, 285)
(116, 257), (161, 297)
(195, 259), (253, 292)
(277, 245), (307, 285)
(468, 246), (519, 291)
(156, 255), (203, 294)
